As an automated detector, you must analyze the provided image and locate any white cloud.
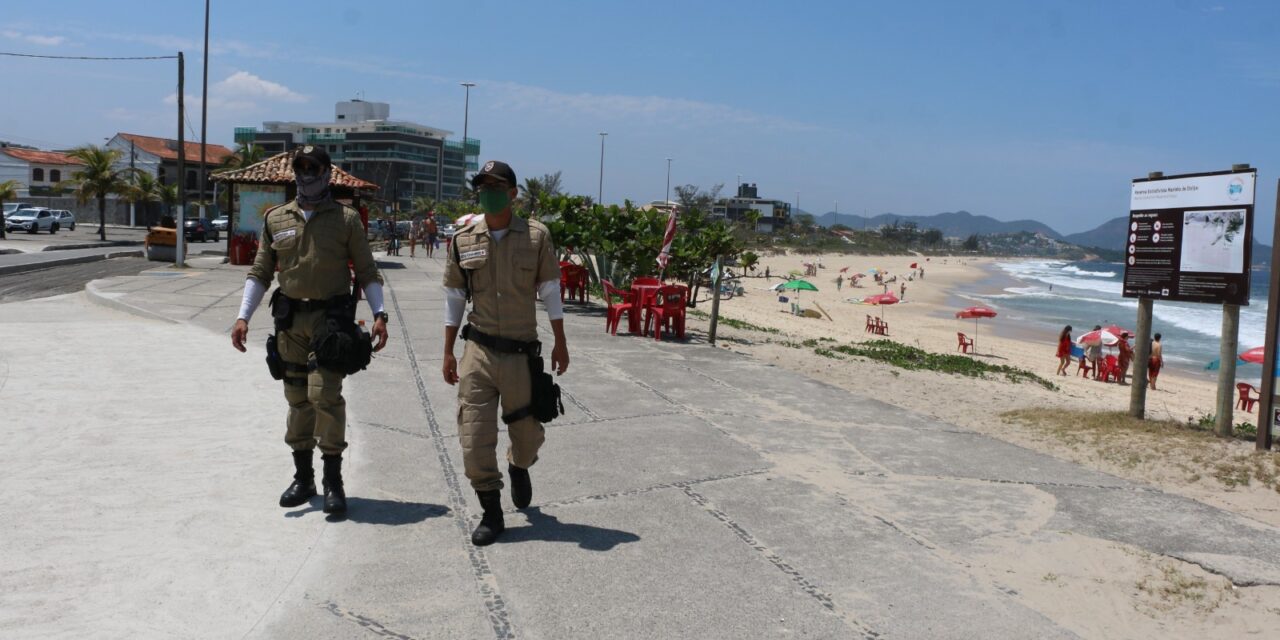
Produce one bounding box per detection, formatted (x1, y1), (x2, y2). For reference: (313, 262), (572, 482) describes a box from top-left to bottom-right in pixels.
(163, 70), (307, 112)
(2, 30), (67, 46)
(486, 81), (818, 133)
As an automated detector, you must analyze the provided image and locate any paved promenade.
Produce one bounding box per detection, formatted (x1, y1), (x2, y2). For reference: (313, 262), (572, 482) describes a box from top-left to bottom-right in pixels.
(3, 254), (1279, 639)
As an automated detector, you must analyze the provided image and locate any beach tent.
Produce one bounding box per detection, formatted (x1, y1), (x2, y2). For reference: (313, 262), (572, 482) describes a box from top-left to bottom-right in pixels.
(955, 305), (997, 352)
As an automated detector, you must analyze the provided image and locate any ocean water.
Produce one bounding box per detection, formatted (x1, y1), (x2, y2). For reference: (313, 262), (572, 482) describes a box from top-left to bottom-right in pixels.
(958, 260), (1271, 376)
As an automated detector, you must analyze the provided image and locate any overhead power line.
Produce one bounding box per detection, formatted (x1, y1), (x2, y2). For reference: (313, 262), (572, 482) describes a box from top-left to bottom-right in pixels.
(0, 51), (179, 60)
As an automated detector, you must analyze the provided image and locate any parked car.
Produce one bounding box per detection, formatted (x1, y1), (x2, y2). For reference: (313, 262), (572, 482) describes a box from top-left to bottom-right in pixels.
(183, 217), (220, 242)
(441, 223), (458, 238)
(53, 210), (76, 231)
(3, 202), (36, 222)
(211, 215), (229, 232)
(5, 207), (59, 234)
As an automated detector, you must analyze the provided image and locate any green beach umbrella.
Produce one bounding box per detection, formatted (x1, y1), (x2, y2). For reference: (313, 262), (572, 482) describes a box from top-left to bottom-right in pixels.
(780, 280), (818, 292)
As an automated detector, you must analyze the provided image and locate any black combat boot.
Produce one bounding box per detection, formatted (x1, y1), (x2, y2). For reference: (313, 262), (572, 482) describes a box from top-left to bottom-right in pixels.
(279, 449), (317, 508)
(321, 454), (347, 515)
(509, 463), (532, 509)
(471, 490), (505, 546)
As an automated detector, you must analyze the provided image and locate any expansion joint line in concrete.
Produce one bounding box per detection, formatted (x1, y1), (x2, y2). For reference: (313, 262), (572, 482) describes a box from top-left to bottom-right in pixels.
(512, 468), (771, 514)
(679, 484), (882, 639)
(187, 286), (241, 321)
(386, 276), (516, 640)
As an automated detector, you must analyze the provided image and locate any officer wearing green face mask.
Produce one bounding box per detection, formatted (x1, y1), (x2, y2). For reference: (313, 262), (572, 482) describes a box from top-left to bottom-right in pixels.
(443, 160), (569, 546)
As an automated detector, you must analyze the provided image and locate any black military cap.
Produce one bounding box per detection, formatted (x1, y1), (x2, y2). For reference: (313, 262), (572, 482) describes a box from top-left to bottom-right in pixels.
(471, 160), (517, 187)
(292, 145), (332, 170)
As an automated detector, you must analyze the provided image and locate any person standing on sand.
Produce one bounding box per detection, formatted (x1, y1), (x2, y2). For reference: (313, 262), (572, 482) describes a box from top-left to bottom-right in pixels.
(1055, 325), (1073, 375)
(1148, 333), (1163, 390)
(1116, 331), (1133, 384)
(836, 274), (844, 291)
(1086, 325), (1103, 380)
(900, 282), (906, 299)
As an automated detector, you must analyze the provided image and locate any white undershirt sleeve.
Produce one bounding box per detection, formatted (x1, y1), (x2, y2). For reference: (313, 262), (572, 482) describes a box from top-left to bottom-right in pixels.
(238, 278), (268, 322)
(363, 281), (385, 316)
(538, 279), (564, 321)
(444, 287), (467, 327)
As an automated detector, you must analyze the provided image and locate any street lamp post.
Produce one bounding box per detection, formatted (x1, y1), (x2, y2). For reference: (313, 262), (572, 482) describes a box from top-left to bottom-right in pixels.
(460, 82), (475, 197)
(597, 132), (607, 206)
(665, 157), (672, 205)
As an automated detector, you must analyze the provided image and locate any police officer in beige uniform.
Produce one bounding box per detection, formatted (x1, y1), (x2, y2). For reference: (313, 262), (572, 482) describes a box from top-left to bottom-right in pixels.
(231, 146), (389, 516)
(443, 160), (568, 546)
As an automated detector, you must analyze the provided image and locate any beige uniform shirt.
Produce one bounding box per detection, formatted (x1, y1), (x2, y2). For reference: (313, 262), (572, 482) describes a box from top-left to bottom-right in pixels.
(444, 216), (560, 342)
(247, 199), (383, 300)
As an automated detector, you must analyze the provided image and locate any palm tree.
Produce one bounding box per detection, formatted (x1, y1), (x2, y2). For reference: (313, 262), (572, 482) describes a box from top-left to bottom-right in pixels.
(122, 171), (161, 226)
(520, 176), (546, 214)
(411, 194), (437, 216)
(63, 145), (130, 241)
(158, 183), (179, 221)
(222, 143), (266, 171)
(743, 210), (763, 233)
(0, 179), (21, 239)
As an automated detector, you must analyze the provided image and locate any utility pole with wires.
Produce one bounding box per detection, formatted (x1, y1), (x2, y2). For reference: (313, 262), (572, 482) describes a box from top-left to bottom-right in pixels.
(176, 51), (187, 268)
(198, 0), (210, 221)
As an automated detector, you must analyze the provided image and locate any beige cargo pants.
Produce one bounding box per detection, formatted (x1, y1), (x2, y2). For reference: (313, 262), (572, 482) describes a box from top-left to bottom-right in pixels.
(277, 308), (348, 455)
(457, 341), (545, 491)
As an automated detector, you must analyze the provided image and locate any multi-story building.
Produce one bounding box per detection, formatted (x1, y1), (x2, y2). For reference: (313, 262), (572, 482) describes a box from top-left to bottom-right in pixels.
(105, 133), (234, 206)
(233, 100), (479, 210)
(712, 183), (792, 232)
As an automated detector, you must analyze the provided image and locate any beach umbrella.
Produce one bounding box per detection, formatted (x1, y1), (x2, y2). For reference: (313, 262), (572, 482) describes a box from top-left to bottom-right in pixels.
(455, 213), (483, 227)
(955, 305), (997, 353)
(1103, 324), (1131, 338)
(867, 267), (881, 274)
(863, 291), (899, 318)
(1076, 329), (1120, 347)
(1240, 346), (1266, 364)
(780, 279), (818, 292)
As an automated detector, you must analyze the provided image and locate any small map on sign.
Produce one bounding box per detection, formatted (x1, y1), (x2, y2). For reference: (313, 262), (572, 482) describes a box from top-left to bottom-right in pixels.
(1180, 209), (1246, 274)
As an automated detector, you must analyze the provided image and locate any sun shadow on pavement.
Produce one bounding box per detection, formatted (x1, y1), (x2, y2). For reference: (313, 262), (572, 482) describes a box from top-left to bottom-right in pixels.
(285, 497), (450, 525)
(499, 506), (640, 551)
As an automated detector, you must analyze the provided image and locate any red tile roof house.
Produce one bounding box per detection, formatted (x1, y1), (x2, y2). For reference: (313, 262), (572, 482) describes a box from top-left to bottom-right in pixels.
(105, 133), (234, 208)
(0, 147), (83, 198)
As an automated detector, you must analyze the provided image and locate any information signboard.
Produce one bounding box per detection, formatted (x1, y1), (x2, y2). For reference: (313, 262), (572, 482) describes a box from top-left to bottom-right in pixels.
(235, 185), (286, 236)
(1123, 169), (1257, 305)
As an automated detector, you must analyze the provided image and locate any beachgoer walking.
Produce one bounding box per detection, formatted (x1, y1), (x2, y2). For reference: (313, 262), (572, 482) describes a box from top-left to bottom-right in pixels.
(1148, 333), (1163, 390)
(1055, 325), (1072, 375)
(899, 282), (906, 299)
(425, 214), (439, 258)
(1086, 324), (1103, 380)
(1117, 332), (1133, 384)
(836, 274), (844, 291)
(765, 266), (770, 280)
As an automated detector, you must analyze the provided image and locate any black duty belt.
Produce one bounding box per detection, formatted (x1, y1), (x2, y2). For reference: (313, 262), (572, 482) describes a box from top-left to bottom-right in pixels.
(461, 324), (541, 356)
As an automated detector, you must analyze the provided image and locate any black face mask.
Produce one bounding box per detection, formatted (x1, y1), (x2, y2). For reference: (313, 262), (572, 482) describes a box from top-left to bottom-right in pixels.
(295, 165), (331, 207)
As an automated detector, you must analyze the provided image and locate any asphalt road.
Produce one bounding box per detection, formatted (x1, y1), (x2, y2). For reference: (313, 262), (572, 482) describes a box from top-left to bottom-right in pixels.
(0, 257), (154, 302)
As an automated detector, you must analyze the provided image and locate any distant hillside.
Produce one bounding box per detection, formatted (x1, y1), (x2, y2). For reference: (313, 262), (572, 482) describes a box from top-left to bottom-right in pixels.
(817, 210), (1063, 240)
(1065, 215), (1272, 266)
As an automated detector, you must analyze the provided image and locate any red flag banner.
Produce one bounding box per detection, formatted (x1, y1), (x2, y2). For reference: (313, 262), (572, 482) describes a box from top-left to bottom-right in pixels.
(656, 209), (678, 270)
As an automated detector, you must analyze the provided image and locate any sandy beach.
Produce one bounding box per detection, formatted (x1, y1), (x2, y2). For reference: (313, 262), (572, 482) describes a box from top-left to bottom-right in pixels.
(683, 251), (1280, 528)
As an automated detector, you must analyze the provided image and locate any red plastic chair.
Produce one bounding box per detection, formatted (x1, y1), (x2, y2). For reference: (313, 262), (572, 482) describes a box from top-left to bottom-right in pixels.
(602, 279), (633, 335)
(633, 276), (660, 287)
(957, 332), (974, 353)
(875, 318), (888, 336)
(572, 266), (590, 303)
(559, 263), (574, 302)
(644, 285), (688, 341)
(1236, 383), (1259, 412)
(1077, 357), (1094, 378)
(1101, 355), (1119, 382)
(866, 315), (875, 333)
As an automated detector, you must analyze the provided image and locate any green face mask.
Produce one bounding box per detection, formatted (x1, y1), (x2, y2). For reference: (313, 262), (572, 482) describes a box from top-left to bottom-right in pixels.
(478, 189), (510, 214)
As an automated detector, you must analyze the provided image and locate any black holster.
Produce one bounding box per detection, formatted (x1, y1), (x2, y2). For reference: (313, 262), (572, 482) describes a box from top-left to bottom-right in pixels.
(265, 334), (286, 380)
(269, 288), (293, 332)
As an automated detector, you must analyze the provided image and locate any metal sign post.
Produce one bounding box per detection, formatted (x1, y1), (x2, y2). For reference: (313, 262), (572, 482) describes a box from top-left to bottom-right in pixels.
(1255, 179), (1280, 451)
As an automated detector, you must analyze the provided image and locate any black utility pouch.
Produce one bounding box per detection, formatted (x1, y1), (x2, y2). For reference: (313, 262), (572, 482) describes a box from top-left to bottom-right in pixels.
(528, 356), (565, 423)
(269, 289), (293, 333)
(265, 334), (286, 380)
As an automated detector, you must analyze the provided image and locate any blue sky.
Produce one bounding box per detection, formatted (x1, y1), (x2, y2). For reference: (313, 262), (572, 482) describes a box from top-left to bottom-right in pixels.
(2, 0), (1277, 236)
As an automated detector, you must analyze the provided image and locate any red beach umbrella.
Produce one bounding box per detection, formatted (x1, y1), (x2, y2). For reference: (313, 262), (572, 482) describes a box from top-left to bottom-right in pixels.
(1240, 346), (1266, 364)
(1103, 324), (1131, 338)
(863, 292), (899, 318)
(955, 305), (997, 352)
(1077, 329), (1120, 347)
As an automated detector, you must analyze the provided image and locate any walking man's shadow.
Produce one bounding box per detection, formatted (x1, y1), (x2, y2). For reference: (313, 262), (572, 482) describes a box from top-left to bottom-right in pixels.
(500, 507), (640, 551)
(287, 497), (450, 524)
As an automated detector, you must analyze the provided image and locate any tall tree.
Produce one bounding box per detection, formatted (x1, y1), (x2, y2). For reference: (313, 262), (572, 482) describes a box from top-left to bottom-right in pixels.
(223, 143), (266, 171)
(63, 145), (130, 241)
(0, 179), (19, 239)
(672, 183), (724, 212)
(520, 173), (563, 215)
(123, 171), (161, 226)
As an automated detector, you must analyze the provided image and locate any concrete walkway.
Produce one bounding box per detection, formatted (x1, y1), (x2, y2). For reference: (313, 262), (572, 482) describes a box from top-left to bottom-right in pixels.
(3, 254), (1279, 639)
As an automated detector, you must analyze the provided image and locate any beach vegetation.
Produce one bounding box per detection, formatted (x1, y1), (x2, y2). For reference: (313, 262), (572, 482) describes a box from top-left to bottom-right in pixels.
(830, 339), (1057, 390)
(1002, 409), (1280, 493)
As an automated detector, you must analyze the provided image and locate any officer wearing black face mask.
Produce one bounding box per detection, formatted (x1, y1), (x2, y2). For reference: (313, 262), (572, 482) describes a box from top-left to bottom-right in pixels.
(231, 145), (389, 516)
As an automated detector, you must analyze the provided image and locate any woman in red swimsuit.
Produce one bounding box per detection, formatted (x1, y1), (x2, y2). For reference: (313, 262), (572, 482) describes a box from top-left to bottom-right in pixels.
(1055, 325), (1073, 376)
(1148, 333), (1163, 390)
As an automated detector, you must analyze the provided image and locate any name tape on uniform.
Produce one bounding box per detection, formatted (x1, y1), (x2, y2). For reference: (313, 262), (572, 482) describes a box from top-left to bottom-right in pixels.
(272, 228), (297, 241)
(459, 249), (487, 260)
